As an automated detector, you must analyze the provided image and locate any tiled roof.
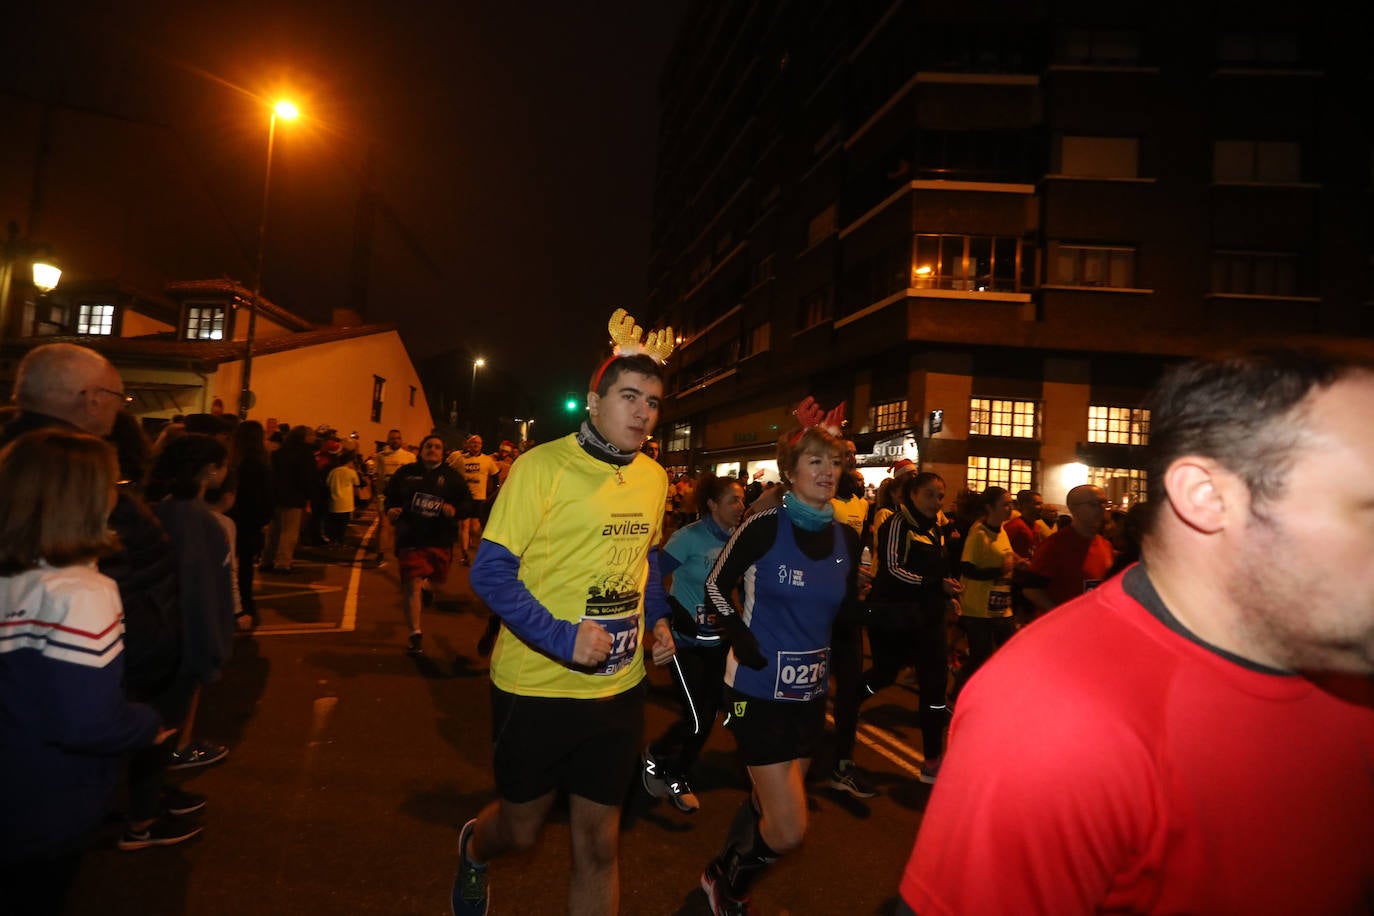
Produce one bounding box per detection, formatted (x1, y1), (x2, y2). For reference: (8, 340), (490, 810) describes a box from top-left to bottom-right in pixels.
(164, 278), (314, 332)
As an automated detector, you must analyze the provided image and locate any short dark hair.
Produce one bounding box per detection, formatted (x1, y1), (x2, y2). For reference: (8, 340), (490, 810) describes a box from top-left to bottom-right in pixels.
(590, 353), (665, 398)
(145, 433), (228, 501)
(980, 486), (1010, 515)
(1145, 348), (1374, 512)
(1015, 489), (1040, 503)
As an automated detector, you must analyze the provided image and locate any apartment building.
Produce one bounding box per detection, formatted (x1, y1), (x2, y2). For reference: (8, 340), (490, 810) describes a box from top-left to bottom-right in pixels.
(644, 0), (1371, 505)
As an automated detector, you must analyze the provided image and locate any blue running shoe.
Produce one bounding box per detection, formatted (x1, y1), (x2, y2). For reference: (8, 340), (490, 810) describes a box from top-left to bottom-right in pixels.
(451, 818), (489, 916)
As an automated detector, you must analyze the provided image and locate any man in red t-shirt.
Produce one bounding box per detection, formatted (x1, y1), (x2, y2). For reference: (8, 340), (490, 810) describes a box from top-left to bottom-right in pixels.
(1021, 484), (1114, 612)
(1001, 489), (1043, 560)
(895, 349), (1374, 915)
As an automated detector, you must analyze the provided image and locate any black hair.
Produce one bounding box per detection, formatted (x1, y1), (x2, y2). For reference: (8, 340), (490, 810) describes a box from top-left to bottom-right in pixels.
(1144, 348), (1374, 514)
(590, 353), (665, 398)
(145, 433), (228, 501)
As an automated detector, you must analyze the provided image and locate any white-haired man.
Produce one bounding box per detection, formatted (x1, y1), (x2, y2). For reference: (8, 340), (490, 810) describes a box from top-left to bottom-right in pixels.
(2, 343), (128, 443)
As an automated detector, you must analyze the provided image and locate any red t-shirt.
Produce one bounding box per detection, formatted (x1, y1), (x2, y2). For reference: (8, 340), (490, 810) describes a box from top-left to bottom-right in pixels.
(1025, 525), (1113, 607)
(1002, 516), (1035, 558)
(899, 567), (1374, 915)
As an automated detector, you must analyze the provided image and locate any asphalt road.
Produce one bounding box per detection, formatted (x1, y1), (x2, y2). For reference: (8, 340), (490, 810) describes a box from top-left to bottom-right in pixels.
(64, 510), (937, 915)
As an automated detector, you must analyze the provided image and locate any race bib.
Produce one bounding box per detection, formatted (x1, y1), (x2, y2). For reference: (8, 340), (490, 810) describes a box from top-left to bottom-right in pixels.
(409, 491), (444, 519)
(774, 648), (829, 701)
(584, 613), (639, 676)
(694, 603), (720, 635)
(987, 590), (1012, 612)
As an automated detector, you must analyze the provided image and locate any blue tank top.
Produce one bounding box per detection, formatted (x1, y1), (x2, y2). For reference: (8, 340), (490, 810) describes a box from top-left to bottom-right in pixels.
(726, 512), (849, 702)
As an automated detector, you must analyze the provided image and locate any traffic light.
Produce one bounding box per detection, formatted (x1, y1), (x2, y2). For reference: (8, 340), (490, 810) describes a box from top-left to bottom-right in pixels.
(564, 393), (580, 413)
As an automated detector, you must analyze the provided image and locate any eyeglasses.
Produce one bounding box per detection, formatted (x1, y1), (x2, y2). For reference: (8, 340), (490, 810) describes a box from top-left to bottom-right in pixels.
(85, 386), (133, 404)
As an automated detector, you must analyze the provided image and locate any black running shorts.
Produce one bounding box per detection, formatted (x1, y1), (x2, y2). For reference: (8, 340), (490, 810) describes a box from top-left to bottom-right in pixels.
(490, 682), (645, 805)
(722, 687), (827, 767)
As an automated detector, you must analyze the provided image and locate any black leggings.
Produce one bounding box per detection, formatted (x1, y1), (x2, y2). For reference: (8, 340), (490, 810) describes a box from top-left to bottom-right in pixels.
(649, 641), (729, 774)
(829, 619), (865, 763)
(862, 602), (950, 760)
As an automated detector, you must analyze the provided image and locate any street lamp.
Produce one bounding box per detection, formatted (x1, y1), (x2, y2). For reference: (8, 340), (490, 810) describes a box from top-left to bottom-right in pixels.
(471, 357), (485, 403)
(0, 222), (61, 345)
(238, 98), (299, 418)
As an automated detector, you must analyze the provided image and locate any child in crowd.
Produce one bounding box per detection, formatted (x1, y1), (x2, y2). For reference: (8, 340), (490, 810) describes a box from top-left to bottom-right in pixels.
(0, 430), (175, 913)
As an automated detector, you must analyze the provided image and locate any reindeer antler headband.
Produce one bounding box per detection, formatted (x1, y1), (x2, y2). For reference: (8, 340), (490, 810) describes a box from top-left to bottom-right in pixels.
(590, 308), (676, 392)
(787, 395), (846, 444)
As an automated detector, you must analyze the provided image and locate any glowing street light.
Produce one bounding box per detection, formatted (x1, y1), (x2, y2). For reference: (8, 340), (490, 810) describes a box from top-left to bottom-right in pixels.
(239, 98), (300, 418)
(31, 261), (61, 292)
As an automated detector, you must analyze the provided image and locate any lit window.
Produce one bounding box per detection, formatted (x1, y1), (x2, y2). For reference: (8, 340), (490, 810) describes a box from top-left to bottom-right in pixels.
(968, 456), (1036, 492)
(970, 398), (1040, 439)
(870, 399), (908, 433)
(1088, 406), (1151, 445)
(912, 235), (1023, 293)
(77, 303), (115, 336)
(1088, 466), (1148, 506)
(1050, 244), (1137, 288)
(1211, 251), (1299, 296)
(185, 305), (226, 341)
(1213, 140), (1301, 183)
(666, 422), (691, 452)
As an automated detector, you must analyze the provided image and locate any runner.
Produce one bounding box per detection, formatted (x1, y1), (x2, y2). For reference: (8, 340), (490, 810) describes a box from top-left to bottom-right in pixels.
(641, 473), (746, 814)
(452, 310), (677, 916)
(384, 435), (475, 656)
(698, 419), (860, 915)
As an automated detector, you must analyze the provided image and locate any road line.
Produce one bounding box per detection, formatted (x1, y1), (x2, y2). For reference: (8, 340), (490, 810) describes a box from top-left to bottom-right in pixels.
(825, 712), (927, 777)
(340, 516), (378, 632)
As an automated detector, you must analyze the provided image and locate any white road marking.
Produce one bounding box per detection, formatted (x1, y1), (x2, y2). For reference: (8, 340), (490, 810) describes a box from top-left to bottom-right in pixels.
(253, 516), (378, 638)
(825, 712), (927, 777)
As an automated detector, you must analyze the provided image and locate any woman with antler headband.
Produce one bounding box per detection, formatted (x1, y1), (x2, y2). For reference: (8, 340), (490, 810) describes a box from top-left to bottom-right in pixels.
(454, 310), (677, 916)
(697, 411), (861, 915)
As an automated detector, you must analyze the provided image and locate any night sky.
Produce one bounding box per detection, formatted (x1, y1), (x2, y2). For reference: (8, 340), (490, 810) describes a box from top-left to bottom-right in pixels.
(0, 0), (686, 419)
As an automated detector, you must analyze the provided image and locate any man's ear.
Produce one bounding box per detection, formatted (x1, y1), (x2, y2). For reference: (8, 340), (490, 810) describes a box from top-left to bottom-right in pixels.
(1163, 457), (1234, 534)
(585, 391), (599, 420)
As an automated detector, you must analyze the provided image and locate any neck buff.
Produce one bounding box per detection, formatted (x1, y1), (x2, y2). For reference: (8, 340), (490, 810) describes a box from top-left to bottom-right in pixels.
(577, 420), (639, 467)
(782, 490), (835, 531)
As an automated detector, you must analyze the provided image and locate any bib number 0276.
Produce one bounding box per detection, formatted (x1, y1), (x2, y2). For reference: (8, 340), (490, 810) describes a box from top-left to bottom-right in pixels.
(773, 648), (829, 701)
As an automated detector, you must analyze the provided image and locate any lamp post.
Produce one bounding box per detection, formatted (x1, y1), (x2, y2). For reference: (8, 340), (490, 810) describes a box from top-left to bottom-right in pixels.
(469, 357), (485, 435)
(0, 222), (61, 346)
(238, 99), (299, 418)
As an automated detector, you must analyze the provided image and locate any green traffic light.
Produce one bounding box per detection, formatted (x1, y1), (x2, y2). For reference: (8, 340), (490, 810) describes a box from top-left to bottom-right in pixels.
(565, 399), (579, 412)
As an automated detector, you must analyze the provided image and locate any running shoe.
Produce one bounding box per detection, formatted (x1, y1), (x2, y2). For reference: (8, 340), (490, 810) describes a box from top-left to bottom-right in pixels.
(117, 816), (203, 851)
(167, 742), (229, 771)
(918, 755), (942, 785)
(162, 787), (207, 816)
(829, 760), (879, 799)
(701, 859), (753, 915)
(451, 818), (489, 916)
(640, 747), (669, 798)
(407, 632), (424, 657)
(666, 775), (700, 813)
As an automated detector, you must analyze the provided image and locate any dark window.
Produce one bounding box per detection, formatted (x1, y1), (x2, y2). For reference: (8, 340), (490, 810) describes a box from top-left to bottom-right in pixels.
(371, 376), (385, 423)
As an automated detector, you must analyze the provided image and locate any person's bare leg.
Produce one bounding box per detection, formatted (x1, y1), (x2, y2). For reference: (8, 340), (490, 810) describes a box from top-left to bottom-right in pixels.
(747, 758), (809, 853)
(568, 794), (621, 916)
(465, 791), (558, 864)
